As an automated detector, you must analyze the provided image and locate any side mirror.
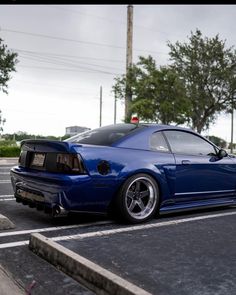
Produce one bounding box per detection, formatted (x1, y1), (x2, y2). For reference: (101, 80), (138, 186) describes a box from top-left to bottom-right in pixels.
(218, 149), (228, 159)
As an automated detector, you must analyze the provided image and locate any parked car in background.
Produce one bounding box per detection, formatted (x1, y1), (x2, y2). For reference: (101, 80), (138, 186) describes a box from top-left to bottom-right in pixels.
(10, 123), (236, 223)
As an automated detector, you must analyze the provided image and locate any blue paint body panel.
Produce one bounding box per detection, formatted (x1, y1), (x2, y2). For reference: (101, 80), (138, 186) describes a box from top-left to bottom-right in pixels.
(10, 124), (236, 215)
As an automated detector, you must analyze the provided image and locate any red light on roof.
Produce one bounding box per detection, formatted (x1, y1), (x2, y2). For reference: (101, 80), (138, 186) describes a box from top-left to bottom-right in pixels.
(131, 116), (139, 124)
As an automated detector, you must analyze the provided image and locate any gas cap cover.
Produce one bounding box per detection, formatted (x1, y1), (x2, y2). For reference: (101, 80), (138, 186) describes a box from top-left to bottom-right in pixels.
(97, 160), (110, 175)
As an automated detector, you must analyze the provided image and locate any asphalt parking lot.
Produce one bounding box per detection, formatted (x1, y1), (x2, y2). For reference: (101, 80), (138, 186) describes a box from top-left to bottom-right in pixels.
(0, 158), (236, 294)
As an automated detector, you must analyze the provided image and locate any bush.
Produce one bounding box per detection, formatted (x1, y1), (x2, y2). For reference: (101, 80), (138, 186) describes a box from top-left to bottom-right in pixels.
(0, 146), (21, 157)
(0, 140), (17, 146)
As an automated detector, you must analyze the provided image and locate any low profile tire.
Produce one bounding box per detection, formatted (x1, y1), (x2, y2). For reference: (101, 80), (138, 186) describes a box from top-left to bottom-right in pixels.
(115, 173), (159, 224)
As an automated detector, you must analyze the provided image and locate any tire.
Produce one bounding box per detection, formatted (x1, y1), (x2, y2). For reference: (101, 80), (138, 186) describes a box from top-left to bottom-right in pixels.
(115, 173), (159, 224)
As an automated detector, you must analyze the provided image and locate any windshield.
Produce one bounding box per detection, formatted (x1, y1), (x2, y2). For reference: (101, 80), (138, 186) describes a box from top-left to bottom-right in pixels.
(64, 124), (144, 146)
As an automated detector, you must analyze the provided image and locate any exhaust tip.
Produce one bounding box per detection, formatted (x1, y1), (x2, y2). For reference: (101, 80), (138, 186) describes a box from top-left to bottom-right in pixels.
(52, 205), (68, 217)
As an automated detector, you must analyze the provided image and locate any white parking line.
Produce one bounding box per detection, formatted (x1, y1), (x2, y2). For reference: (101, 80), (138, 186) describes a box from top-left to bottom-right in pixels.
(0, 180), (11, 184)
(51, 210), (236, 242)
(0, 221), (113, 249)
(0, 195), (14, 198)
(0, 221), (112, 237)
(0, 172), (10, 175)
(0, 161), (17, 165)
(0, 210), (235, 249)
(0, 240), (29, 248)
(0, 195), (14, 202)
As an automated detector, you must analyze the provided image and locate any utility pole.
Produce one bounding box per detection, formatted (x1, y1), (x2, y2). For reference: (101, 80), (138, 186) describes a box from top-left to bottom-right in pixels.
(99, 86), (102, 127)
(125, 4), (133, 122)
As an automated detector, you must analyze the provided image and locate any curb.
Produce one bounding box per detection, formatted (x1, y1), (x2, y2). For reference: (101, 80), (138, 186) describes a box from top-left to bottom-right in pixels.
(0, 214), (15, 230)
(29, 233), (151, 295)
(0, 265), (24, 295)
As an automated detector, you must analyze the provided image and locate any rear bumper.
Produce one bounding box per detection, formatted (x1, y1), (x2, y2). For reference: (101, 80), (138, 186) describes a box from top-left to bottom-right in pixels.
(10, 166), (110, 215)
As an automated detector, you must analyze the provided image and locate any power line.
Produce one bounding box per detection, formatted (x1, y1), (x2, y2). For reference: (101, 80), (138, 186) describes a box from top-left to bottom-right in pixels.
(18, 52), (125, 72)
(50, 5), (174, 37)
(50, 5), (123, 24)
(12, 48), (124, 63)
(1, 28), (125, 49)
(1, 28), (168, 55)
(18, 65), (122, 75)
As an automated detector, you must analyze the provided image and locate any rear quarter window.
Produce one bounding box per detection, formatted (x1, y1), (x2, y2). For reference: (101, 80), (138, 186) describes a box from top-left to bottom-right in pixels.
(149, 132), (170, 152)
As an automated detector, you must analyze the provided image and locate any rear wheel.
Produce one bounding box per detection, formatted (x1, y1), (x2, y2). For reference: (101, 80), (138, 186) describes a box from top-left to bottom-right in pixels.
(115, 173), (159, 224)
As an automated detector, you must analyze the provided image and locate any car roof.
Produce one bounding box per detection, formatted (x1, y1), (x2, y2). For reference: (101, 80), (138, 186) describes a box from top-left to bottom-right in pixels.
(65, 122), (201, 149)
(139, 123), (194, 133)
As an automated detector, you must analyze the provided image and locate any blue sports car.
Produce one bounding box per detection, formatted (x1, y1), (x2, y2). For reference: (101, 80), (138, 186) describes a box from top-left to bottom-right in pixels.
(10, 123), (236, 223)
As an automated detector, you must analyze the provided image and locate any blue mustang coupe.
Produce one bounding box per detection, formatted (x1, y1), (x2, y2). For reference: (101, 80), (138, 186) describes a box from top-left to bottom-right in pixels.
(10, 123), (236, 223)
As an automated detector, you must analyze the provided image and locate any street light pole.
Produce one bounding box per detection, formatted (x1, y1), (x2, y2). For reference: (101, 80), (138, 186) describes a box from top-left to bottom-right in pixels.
(230, 107), (234, 154)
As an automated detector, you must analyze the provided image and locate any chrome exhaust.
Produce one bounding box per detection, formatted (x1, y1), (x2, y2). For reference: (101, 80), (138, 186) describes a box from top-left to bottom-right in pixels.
(52, 204), (68, 217)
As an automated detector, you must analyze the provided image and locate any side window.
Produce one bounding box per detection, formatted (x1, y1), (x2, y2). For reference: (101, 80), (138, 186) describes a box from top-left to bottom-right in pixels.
(164, 130), (216, 156)
(150, 132), (170, 152)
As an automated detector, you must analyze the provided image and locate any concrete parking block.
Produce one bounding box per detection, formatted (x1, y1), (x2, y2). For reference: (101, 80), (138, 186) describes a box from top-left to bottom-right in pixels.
(29, 233), (151, 295)
(0, 214), (15, 230)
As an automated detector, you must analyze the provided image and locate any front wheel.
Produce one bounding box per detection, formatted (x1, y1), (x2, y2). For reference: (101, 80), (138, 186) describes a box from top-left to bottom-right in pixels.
(115, 173), (159, 224)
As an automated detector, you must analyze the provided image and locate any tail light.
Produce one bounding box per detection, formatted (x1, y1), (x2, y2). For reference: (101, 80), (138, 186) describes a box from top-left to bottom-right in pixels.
(56, 153), (86, 174)
(18, 150), (86, 174)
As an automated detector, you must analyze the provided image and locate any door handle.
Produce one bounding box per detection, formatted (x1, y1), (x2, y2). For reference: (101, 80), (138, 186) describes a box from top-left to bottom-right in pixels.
(181, 160), (191, 165)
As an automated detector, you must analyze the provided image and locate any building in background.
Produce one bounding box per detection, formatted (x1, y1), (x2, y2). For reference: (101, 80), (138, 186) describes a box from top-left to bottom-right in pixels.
(65, 126), (90, 137)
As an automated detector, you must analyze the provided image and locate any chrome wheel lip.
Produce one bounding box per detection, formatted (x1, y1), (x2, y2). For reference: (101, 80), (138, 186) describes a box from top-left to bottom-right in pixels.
(125, 176), (157, 220)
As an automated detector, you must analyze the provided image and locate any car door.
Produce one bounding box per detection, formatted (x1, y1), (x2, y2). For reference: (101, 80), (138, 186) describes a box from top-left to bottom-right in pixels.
(163, 130), (236, 203)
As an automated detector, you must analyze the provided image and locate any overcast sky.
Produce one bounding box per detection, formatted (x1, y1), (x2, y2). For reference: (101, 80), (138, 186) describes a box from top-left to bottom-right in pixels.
(0, 4), (236, 141)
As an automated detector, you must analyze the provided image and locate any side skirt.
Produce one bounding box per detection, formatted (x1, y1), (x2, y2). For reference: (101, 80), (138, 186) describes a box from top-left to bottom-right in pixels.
(159, 197), (236, 215)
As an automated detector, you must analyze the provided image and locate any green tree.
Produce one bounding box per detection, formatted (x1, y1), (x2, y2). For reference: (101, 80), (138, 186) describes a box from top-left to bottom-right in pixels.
(113, 56), (189, 124)
(228, 142), (236, 151)
(0, 38), (18, 133)
(207, 135), (227, 148)
(168, 29), (236, 133)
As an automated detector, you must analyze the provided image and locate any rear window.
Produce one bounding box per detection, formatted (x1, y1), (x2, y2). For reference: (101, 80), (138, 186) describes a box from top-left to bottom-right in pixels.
(65, 124), (144, 146)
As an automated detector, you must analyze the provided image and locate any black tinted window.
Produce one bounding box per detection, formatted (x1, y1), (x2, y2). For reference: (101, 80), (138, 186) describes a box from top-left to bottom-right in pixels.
(164, 130), (216, 156)
(150, 132), (170, 152)
(65, 124), (144, 146)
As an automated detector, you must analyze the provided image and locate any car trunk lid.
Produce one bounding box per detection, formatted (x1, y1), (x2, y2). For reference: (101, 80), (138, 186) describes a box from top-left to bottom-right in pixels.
(19, 140), (86, 174)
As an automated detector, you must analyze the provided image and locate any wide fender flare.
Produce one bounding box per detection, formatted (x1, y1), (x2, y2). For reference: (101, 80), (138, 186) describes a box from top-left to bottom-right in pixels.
(116, 164), (171, 202)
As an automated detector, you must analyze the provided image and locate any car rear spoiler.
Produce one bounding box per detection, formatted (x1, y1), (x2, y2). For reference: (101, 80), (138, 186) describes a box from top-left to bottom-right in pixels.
(20, 139), (82, 153)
